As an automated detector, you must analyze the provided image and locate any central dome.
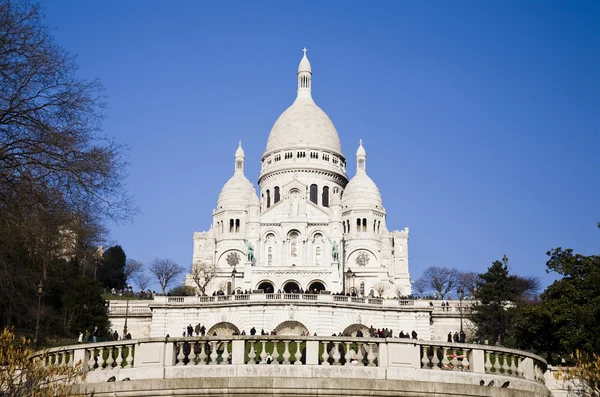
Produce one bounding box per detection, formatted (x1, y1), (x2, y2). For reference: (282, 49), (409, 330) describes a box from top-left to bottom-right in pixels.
(264, 96), (342, 157)
(263, 50), (343, 159)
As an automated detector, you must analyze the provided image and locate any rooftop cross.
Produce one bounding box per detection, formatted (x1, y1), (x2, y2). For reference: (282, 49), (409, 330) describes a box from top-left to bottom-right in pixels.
(302, 47), (307, 57)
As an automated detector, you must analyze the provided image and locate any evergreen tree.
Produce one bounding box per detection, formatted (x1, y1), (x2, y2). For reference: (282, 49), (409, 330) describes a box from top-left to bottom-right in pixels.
(471, 257), (520, 346)
(60, 277), (109, 337)
(514, 247), (600, 357)
(98, 245), (127, 290)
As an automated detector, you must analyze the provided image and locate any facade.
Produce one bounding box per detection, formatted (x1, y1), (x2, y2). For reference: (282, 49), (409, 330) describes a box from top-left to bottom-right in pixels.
(184, 50), (411, 297)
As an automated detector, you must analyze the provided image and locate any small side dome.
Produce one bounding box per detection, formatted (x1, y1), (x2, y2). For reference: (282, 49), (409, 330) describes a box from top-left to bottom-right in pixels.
(217, 174), (258, 210)
(341, 173), (383, 209)
(216, 141), (258, 210)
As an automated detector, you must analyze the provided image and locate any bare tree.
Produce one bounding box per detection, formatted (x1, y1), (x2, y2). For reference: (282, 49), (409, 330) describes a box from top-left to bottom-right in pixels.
(149, 259), (183, 295)
(421, 266), (459, 299)
(0, 2), (134, 221)
(412, 277), (428, 297)
(124, 258), (143, 283)
(372, 281), (390, 298)
(132, 272), (151, 292)
(457, 271), (480, 297)
(512, 275), (541, 301)
(392, 284), (406, 298)
(192, 260), (217, 296)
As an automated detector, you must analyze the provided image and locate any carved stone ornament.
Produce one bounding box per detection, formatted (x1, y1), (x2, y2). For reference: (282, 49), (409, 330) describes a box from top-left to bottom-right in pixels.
(356, 251), (370, 267)
(226, 252), (241, 267)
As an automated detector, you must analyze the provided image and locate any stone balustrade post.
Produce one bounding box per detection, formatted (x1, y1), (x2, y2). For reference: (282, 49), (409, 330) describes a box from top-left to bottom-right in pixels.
(306, 340), (319, 365)
(377, 341), (388, 367)
(521, 357), (535, 380)
(133, 339), (168, 367)
(470, 348), (485, 373)
(72, 346), (87, 367)
(231, 340), (245, 364)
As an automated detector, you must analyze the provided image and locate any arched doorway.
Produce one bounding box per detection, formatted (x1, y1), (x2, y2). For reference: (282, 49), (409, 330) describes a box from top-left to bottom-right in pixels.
(283, 281), (300, 293)
(307, 281), (326, 293)
(275, 320), (309, 336)
(342, 324), (370, 337)
(257, 281), (274, 293)
(207, 322), (240, 336)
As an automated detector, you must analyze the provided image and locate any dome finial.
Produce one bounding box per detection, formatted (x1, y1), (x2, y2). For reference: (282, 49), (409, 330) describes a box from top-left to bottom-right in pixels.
(356, 139), (367, 173)
(297, 48), (312, 98)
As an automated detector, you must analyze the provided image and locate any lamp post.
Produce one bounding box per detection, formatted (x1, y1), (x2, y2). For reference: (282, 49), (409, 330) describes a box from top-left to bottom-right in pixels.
(122, 284), (132, 339)
(457, 286), (465, 333)
(345, 268), (354, 294)
(35, 281), (43, 343)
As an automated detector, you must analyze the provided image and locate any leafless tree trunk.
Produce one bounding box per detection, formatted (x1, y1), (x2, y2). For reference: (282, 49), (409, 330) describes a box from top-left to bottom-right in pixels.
(412, 277), (428, 297)
(124, 259), (143, 283)
(132, 272), (151, 291)
(422, 266), (459, 299)
(457, 271), (480, 297)
(149, 259), (183, 295)
(191, 260), (217, 296)
(372, 281), (390, 298)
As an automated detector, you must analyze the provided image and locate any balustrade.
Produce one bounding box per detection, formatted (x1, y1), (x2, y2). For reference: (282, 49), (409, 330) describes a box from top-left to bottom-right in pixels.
(35, 336), (546, 388)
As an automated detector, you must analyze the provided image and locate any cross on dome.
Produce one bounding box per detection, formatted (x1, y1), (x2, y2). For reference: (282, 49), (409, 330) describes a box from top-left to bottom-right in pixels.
(303, 47), (307, 56)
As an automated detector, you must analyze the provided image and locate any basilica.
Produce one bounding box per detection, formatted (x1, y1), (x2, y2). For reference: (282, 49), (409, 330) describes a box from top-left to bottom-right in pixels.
(184, 50), (411, 298)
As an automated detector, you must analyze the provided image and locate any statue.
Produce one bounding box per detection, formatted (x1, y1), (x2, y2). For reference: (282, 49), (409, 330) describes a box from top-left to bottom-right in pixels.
(245, 240), (254, 262)
(331, 240), (339, 262)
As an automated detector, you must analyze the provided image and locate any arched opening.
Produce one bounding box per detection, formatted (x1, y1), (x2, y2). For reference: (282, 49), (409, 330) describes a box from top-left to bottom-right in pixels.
(229, 219), (234, 233)
(283, 281), (300, 293)
(235, 219), (240, 233)
(322, 186), (329, 207)
(266, 190), (271, 208)
(207, 322), (240, 336)
(275, 320), (309, 336)
(309, 184), (318, 204)
(307, 281), (326, 293)
(257, 281), (274, 294)
(274, 186), (280, 203)
(362, 218), (367, 232)
(342, 324), (370, 337)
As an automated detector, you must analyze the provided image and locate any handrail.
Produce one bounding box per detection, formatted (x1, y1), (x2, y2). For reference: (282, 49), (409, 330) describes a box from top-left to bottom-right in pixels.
(36, 335), (546, 387)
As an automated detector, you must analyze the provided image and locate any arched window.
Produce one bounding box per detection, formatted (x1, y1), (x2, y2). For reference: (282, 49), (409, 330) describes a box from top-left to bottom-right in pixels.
(373, 219), (377, 232)
(229, 219), (234, 233)
(235, 219), (240, 233)
(360, 282), (365, 297)
(274, 186), (280, 203)
(343, 222), (346, 234)
(310, 184), (318, 204)
(322, 186), (329, 207)
(377, 221), (381, 234)
(362, 218), (367, 232)
(347, 220), (350, 233)
(266, 189), (271, 208)
(357, 218), (361, 231)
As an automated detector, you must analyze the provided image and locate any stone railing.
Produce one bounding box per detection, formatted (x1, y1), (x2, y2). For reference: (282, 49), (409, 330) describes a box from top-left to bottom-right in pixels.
(142, 294), (474, 310)
(38, 336), (546, 390)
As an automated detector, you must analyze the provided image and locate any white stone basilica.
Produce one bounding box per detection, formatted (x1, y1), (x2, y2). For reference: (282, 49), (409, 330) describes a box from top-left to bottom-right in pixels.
(184, 50), (411, 297)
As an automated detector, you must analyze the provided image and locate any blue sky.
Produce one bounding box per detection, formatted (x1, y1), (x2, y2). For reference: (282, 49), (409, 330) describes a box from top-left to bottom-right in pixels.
(38, 1), (599, 292)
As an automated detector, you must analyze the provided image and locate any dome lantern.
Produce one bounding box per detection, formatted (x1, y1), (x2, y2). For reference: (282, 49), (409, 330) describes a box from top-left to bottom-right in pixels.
(235, 140), (245, 173)
(297, 48), (312, 99)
